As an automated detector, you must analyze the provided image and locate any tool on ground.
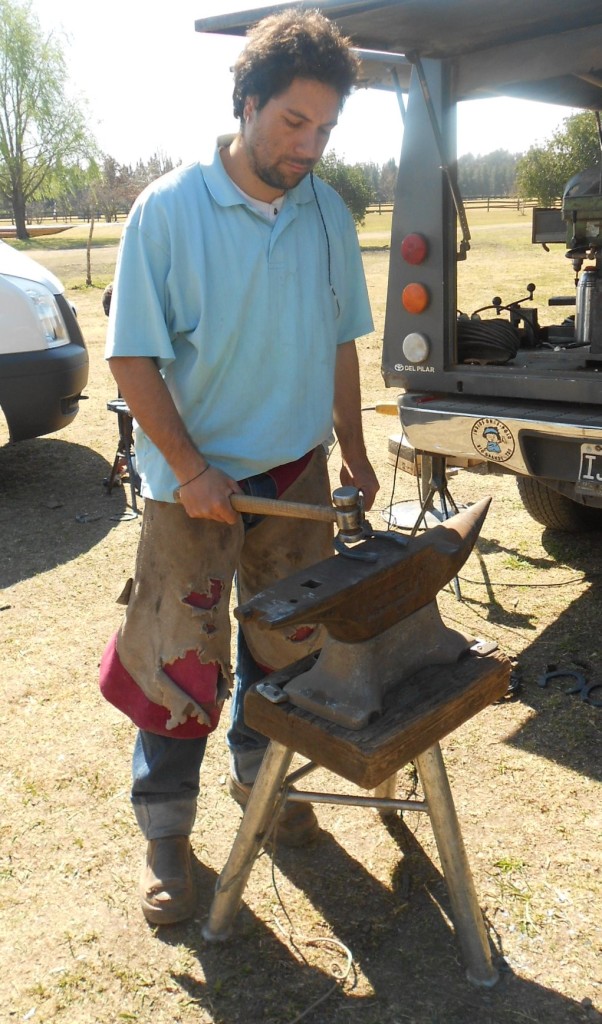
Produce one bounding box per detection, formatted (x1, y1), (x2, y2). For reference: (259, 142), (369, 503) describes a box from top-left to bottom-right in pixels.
(538, 667), (602, 707)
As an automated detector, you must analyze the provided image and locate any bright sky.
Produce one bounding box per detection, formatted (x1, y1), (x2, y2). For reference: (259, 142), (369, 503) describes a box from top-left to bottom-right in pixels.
(33, 0), (578, 168)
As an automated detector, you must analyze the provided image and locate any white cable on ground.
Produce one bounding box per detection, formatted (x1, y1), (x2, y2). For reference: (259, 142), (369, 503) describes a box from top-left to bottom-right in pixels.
(269, 849), (355, 1023)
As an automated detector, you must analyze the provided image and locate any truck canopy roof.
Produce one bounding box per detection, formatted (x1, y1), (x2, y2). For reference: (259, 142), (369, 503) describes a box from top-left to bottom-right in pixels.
(196, 0), (602, 109)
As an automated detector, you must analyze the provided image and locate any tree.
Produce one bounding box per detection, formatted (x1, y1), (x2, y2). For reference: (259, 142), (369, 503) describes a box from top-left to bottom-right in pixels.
(356, 159), (398, 204)
(378, 158), (398, 203)
(314, 152), (374, 224)
(516, 112), (601, 206)
(0, 0), (96, 238)
(134, 150), (179, 191)
(457, 150), (519, 198)
(38, 159), (100, 222)
(90, 151), (181, 224)
(93, 156), (135, 223)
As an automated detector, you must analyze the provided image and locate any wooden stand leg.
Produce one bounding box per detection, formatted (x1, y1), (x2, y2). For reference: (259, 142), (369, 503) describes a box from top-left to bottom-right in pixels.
(203, 740), (293, 941)
(415, 743), (499, 987)
(373, 772), (398, 818)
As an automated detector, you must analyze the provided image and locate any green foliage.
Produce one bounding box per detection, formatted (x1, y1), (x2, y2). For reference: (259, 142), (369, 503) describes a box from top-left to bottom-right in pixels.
(42, 160), (101, 221)
(516, 112), (601, 205)
(0, 0), (97, 237)
(357, 157), (398, 203)
(314, 152), (374, 224)
(90, 151), (180, 222)
(457, 149), (520, 198)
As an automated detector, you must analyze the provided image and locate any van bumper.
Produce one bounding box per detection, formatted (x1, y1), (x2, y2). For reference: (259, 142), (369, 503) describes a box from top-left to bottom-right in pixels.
(0, 343), (89, 442)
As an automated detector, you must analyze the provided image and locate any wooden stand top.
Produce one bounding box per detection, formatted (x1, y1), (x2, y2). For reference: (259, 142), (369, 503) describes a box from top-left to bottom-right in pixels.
(245, 650), (511, 789)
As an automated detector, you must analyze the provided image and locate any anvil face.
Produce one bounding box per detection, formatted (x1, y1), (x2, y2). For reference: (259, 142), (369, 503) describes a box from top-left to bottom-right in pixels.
(236, 498), (490, 644)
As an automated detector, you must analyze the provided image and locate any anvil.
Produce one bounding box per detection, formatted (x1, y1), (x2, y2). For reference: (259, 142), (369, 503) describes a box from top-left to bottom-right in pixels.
(236, 498), (490, 729)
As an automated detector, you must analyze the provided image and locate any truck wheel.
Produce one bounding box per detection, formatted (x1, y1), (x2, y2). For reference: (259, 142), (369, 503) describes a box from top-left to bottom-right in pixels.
(516, 476), (601, 532)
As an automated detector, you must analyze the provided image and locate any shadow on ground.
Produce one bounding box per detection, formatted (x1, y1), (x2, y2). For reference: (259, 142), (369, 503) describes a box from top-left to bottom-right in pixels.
(155, 822), (590, 1024)
(0, 437), (135, 587)
(464, 528), (602, 783)
(503, 529), (602, 782)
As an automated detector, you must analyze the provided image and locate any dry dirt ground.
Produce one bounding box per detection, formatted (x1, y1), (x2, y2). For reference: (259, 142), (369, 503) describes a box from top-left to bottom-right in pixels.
(1, 234), (601, 1024)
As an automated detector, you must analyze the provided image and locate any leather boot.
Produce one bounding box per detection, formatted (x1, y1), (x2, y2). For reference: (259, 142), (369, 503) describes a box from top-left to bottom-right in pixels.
(228, 775), (319, 847)
(139, 835), (195, 925)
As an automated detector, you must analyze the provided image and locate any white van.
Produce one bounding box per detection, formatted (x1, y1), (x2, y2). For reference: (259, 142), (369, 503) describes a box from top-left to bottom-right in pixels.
(0, 239), (89, 442)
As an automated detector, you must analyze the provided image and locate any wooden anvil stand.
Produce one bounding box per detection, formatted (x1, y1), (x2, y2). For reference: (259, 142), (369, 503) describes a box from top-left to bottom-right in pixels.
(203, 498), (510, 987)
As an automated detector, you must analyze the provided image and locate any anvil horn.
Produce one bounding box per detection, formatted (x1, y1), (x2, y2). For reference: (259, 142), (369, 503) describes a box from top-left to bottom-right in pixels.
(236, 497), (490, 644)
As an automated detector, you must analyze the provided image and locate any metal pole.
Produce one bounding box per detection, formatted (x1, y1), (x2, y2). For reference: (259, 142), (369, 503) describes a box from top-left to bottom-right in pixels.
(202, 740), (293, 941)
(415, 743), (499, 987)
(286, 790), (426, 813)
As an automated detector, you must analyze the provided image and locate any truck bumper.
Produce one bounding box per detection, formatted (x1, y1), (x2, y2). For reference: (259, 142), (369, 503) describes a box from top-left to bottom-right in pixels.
(398, 393), (602, 483)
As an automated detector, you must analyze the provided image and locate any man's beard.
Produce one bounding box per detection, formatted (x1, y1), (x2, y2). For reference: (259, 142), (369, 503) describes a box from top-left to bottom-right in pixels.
(246, 141), (313, 191)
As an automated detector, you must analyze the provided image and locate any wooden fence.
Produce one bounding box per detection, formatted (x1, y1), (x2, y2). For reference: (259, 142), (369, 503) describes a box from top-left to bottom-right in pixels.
(367, 197), (550, 215)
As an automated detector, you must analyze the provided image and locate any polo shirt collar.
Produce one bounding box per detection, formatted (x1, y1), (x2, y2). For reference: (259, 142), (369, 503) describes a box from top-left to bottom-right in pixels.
(201, 141), (315, 210)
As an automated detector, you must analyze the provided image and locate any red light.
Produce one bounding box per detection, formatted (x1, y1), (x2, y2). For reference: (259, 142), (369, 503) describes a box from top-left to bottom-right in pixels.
(401, 233), (429, 265)
(402, 283), (430, 314)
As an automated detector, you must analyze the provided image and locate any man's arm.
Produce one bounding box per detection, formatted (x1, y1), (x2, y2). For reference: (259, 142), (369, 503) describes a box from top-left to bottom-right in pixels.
(108, 356), (241, 523)
(333, 340), (380, 511)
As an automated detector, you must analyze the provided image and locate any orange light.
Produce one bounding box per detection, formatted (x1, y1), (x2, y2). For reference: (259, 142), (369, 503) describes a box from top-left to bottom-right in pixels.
(401, 233), (428, 265)
(402, 282), (430, 314)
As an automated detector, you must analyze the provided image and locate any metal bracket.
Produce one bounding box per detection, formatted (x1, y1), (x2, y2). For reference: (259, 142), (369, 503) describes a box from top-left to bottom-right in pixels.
(471, 639), (498, 656)
(256, 682), (289, 705)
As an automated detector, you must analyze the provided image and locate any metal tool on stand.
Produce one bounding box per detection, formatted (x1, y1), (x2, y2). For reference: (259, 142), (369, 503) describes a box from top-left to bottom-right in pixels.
(202, 497), (510, 988)
(229, 484), (365, 548)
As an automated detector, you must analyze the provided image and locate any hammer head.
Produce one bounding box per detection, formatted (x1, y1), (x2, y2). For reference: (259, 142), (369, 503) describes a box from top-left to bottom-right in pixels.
(332, 486), (364, 542)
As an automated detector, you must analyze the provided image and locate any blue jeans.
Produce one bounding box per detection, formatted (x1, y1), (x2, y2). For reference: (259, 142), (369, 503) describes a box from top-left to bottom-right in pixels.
(131, 629), (267, 839)
(130, 456), (332, 840)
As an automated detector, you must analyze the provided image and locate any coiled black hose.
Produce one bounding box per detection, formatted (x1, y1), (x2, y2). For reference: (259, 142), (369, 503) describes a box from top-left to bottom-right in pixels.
(457, 317), (520, 364)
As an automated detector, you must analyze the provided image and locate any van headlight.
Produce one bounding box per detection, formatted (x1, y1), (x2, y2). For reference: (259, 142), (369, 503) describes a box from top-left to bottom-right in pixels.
(4, 275), (69, 348)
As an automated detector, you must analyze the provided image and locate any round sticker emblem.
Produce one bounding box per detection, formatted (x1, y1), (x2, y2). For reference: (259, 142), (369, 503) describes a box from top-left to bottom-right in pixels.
(471, 417), (515, 463)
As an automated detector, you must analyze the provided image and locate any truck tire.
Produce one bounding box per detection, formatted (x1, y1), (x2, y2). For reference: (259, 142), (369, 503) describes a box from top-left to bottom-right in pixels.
(516, 476), (601, 532)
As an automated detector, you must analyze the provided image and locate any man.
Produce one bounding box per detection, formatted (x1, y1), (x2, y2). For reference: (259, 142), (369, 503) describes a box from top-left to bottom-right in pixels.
(101, 8), (379, 926)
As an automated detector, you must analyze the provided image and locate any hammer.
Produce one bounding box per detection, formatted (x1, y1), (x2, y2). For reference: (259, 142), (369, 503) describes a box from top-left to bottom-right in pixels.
(175, 484), (364, 542)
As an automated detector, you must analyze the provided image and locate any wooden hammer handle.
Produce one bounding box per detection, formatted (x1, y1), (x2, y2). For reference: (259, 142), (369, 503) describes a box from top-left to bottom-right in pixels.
(230, 493), (336, 523)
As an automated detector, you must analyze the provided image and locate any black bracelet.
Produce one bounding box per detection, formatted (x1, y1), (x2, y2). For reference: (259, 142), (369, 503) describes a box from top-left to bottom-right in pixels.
(173, 464), (210, 502)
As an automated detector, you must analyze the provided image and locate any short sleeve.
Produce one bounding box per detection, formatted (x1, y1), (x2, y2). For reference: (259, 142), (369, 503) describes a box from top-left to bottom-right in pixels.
(105, 199), (177, 364)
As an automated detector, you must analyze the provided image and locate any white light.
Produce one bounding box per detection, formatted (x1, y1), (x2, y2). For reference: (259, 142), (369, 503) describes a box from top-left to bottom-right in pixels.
(402, 332), (430, 363)
(5, 276), (68, 348)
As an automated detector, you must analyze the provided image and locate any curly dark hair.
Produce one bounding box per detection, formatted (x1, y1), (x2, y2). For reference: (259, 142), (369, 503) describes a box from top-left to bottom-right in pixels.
(232, 9), (359, 120)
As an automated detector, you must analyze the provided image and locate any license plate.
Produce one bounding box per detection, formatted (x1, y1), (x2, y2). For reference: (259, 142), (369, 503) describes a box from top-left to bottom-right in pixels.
(576, 443), (602, 496)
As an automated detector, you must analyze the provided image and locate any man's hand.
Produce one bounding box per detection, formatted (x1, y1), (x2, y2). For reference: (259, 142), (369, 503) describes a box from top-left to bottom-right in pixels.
(109, 356), (245, 524)
(175, 466), (242, 524)
(340, 455), (380, 512)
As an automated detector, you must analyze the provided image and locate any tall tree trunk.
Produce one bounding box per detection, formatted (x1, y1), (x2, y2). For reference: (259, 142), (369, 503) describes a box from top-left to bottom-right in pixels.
(86, 217), (95, 286)
(13, 192), (29, 240)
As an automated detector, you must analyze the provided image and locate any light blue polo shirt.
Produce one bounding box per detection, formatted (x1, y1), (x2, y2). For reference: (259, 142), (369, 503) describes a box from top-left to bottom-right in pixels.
(106, 147), (373, 501)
